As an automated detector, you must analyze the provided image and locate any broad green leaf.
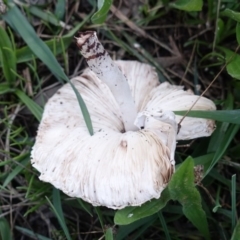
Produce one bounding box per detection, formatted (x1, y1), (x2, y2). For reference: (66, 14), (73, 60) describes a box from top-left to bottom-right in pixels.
(236, 22), (240, 45)
(0, 26), (16, 85)
(221, 8), (240, 22)
(3, 155), (29, 187)
(114, 188), (170, 225)
(91, 0), (112, 24)
(15, 226), (51, 240)
(46, 196), (71, 240)
(0, 217), (12, 240)
(231, 219), (240, 240)
(15, 89), (43, 122)
(168, 157), (210, 239)
(174, 110), (240, 124)
(170, 0), (203, 11)
(3, 3), (93, 135)
(220, 47), (240, 80)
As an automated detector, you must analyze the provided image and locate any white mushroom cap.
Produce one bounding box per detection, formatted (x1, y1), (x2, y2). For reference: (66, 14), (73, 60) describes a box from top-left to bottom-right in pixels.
(31, 60), (215, 209)
(31, 61), (177, 209)
(142, 81), (216, 140)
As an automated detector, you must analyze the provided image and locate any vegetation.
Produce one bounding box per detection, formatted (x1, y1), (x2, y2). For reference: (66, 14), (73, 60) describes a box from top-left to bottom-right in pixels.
(0, 0), (240, 239)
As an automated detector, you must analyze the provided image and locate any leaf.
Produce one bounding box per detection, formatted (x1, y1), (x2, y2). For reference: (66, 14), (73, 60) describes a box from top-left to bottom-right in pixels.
(0, 82), (15, 94)
(52, 189), (71, 240)
(16, 36), (72, 64)
(15, 226), (51, 240)
(170, 0), (203, 12)
(231, 219), (240, 240)
(220, 47), (240, 80)
(3, 4), (66, 82)
(54, 0), (66, 20)
(168, 157), (210, 239)
(95, 207), (104, 229)
(236, 22), (240, 45)
(215, 18), (224, 44)
(114, 188), (170, 225)
(0, 26), (16, 85)
(3, 155), (29, 187)
(77, 199), (93, 217)
(28, 6), (62, 27)
(115, 215), (157, 240)
(91, 0), (112, 24)
(15, 89), (43, 122)
(206, 124), (240, 175)
(174, 110), (240, 124)
(231, 175), (237, 232)
(46, 196), (71, 240)
(68, 81), (94, 135)
(0, 218), (12, 240)
(221, 8), (240, 22)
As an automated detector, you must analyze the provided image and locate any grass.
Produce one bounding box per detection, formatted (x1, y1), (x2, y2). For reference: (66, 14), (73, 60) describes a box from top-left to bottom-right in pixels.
(0, 0), (240, 239)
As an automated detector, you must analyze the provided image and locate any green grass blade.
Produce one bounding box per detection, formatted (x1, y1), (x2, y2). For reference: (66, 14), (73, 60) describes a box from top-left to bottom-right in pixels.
(15, 89), (43, 122)
(231, 219), (240, 240)
(0, 26), (16, 85)
(55, 0), (66, 20)
(158, 212), (171, 240)
(174, 110), (240, 124)
(3, 4), (66, 83)
(0, 82), (15, 94)
(3, 3), (93, 135)
(52, 188), (71, 239)
(221, 8), (240, 22)
(77, 199), (93, 217)
(15, 226), (51, 240)
(95, 207), (104, 230)
(0, 217), (12, 240)
(28, 6), (62, 27)
(3, 155), (29, 187)
(206, 124), (240, 175)
(46, 195), (71, 240)
(69, 81), (94, 135)
(115, 215), (157, 240)
(232, 174), (237, 232)
(170, 0), (203, 11)
(91, 0), (112, 24)
(16, 36), (72, 64)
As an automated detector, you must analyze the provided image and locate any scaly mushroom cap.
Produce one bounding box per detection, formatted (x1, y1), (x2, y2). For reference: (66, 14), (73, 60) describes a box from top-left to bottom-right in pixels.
(31, 60), (215, 209)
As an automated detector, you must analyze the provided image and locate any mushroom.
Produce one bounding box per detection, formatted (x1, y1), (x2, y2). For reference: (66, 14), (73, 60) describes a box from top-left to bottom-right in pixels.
(31, 31), (216, 209)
